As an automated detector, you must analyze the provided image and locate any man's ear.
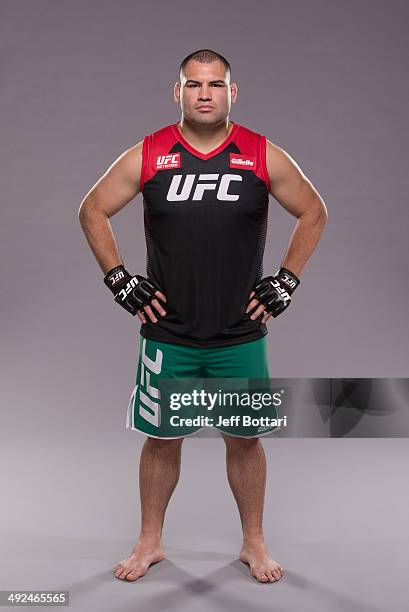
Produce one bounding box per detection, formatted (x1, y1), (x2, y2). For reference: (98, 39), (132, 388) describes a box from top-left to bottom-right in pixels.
(230, 82), (238, 103)
(173, 81), (181, 103)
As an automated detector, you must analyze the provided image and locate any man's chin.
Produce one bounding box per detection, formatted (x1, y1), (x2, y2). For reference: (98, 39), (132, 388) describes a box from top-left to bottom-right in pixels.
(189, 113), (226, 127)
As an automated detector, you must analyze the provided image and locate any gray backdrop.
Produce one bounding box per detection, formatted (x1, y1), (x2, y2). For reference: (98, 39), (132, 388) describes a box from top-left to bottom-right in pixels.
(1, 1), (408, 611)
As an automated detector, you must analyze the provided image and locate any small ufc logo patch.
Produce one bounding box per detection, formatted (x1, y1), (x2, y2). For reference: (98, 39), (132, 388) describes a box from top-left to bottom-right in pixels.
(156, 153), (182, 170)
(229, 153), (256, 169)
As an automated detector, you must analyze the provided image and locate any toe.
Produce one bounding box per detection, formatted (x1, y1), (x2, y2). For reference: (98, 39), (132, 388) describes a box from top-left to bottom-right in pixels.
(267, 570), (276, 582)
(257, 572), (269, 583)
(125, 570), (139, 581)
(119, 567), (131, 579)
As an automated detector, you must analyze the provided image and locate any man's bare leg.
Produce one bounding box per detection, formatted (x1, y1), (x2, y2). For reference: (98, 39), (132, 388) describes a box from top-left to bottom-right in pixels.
(114, 437), (184, 581)
(222, 435), (284, 583)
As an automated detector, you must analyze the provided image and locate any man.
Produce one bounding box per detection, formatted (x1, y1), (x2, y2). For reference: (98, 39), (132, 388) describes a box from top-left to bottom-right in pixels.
(78, 49), (327, 584)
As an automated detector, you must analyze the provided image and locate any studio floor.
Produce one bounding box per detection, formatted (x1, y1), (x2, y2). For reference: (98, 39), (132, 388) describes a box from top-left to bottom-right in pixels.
(1, 438), (408, 611)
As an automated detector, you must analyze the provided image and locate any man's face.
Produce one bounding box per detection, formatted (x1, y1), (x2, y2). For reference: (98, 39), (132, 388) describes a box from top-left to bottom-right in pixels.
(174, 59), (237, 126)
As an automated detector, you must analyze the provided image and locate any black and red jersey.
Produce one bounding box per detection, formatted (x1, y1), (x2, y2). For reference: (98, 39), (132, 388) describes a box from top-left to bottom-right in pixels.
(139, 121), (270, 348)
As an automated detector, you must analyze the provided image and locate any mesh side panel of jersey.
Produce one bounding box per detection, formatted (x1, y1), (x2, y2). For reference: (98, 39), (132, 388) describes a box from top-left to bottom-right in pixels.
(255, 209), (268, 284)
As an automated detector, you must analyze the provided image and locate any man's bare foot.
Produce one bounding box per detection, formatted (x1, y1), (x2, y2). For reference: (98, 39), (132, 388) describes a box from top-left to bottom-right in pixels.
(239, 538), (284, 583)
(113, 538), (165, 581)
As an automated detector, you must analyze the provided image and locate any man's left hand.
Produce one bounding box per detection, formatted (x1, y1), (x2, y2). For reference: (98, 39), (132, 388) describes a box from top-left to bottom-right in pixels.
(245, 267), (300, 323)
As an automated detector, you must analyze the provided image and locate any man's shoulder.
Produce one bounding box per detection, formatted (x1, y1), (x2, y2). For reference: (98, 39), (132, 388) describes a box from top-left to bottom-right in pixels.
(236, 122), (265, 138)
(232, 123), (268, 161)
(143, 123), (176, 140)
(138, 124), (178, 160)
(233, 122), (267, 150)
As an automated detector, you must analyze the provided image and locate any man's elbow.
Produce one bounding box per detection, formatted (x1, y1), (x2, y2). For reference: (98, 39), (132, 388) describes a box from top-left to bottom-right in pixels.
(317, 198), (328, 225)
(78, 199), (86, 222)
(298, 197), (328, 227)
(296, 179), (328, 224)
(78, 198), (91, 226)
(309, 194), (328, 226)
(78, 195), (102, 224)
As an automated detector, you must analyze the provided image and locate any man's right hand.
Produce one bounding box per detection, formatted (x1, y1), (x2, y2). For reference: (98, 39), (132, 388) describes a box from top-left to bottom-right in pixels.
(104, 265), (166, 324)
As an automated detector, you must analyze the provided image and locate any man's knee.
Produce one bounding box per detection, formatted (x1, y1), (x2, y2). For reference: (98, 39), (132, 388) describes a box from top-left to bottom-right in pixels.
(145, 436), (185, 449)
(222, 434), (260, 449)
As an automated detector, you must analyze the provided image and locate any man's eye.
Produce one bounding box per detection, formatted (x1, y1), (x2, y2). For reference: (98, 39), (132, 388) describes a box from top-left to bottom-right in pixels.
(186, 83), (224, 87)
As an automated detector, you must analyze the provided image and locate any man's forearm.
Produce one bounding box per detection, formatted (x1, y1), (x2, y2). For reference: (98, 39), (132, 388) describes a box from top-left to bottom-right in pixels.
(280, 207), (327, 278)
(78, 203), (122, 275)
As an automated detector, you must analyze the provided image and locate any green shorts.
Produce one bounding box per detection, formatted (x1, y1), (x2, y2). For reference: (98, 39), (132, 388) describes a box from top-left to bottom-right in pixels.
(126, 334), (281, 439)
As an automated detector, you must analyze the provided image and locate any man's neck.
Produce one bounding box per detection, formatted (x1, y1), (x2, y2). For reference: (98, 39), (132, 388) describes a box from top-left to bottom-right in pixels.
(176, 118), (233, 153)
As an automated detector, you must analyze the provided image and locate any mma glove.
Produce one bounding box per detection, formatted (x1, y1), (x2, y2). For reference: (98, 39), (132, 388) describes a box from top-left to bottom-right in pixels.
(252, 267), (300, 319)
(104, 264), (161, 316)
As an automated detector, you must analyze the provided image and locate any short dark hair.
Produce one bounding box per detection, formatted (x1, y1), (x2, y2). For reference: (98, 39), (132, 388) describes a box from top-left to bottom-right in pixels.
(179, 49), (231, 81)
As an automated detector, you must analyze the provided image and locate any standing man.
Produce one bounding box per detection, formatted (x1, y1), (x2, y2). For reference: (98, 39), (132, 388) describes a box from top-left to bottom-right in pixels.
(78, 49), (327, 584)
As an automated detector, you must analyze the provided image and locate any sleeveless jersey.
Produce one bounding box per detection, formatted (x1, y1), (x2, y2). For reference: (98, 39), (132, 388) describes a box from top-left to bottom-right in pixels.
(139, 121), (270, 348)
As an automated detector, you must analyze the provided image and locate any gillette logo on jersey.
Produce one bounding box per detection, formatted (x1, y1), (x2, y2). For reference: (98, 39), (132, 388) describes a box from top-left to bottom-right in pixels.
(229, 153), (255, 168)
(139, 121), (271, 349)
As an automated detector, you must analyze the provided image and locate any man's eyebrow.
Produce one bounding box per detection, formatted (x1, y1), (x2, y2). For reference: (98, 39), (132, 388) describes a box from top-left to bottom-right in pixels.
(185, 79), (226, 84)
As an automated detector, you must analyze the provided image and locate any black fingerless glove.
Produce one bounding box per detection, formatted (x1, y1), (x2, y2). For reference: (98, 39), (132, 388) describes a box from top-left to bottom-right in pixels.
(252, 267), (300, 318)
(104, 265), (161, 316)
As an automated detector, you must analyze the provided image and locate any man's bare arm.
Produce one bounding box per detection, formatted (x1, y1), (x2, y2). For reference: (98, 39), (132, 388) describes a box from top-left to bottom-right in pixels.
(245, 140), (328, 322)
(266, 139), (328, 278)
(78, 141), (143, 274)
(78, 141), (166, 324)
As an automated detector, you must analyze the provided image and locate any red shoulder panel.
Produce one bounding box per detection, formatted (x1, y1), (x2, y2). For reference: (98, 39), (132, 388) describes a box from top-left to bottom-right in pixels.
(140, 124), (178, 191)
(233, 124), (270, 191)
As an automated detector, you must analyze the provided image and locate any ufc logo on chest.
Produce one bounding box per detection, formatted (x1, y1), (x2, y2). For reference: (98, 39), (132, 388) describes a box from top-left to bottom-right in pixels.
(166, 173), (243, 202)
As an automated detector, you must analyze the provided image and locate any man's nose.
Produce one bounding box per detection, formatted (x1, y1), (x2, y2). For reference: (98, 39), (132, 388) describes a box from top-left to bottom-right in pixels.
(198, 85), (212, 100)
